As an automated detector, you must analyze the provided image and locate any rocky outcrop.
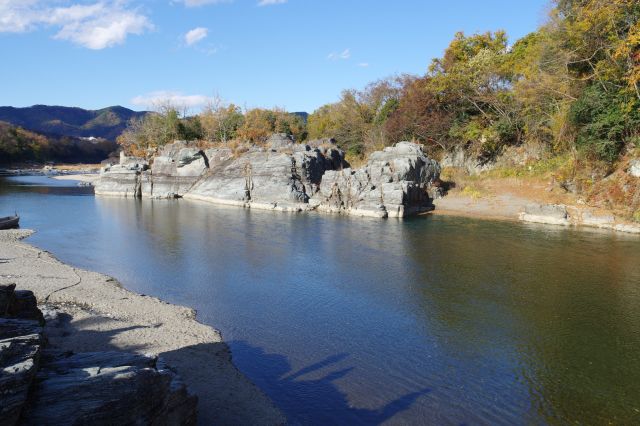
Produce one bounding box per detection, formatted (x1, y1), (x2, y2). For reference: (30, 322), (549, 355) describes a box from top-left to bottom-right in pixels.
(94, 152), (149, 198)
(22, 351), (197, 426)
(440, 144), (545, 175)
(185, 135), (350, 212)
(0, 317), (43, 425)
(519, 204), (571, 226)
(96, 135), (440, 218)
(310, 142), (441, 218)
(0, 284), (197, 426)
(144, 141), (219, 199)
(519, 203), (640, 233)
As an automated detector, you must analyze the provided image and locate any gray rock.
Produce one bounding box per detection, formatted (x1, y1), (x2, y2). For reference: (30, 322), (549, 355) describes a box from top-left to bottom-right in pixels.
(311, 142), (440, 217)
(579, 210), (615, 228)
(629, 159), (640, 178)
(267, 133), (295, 149)
(0, 320), (44, 426)
(185, 141), (347, 211)
(94, 153), (150, 198)
(519, 204), (570, 226)
(95, 137), (441, 218)
(0, 284), (197, 426)
(440, 147), (495, 175)
(22, 351), (197, 426)
(94, 169), (145, 198)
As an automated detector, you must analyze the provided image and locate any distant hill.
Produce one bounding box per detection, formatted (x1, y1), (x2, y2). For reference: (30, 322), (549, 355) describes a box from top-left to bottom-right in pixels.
(0, 121), (118, 165)
(293, 112), (309, 122)
(0, 105), (147, 141)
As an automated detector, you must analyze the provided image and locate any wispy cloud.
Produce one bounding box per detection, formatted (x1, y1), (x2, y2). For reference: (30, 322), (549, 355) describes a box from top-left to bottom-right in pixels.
(131, 91), (213, 109)
(257, 0), (287, 6)
(178, 0), (233, 7)
(0, 0), (153, 49)
(358, 62), (369, 67)
(184, 27), (208, 46)
(328, 48), (350, 61)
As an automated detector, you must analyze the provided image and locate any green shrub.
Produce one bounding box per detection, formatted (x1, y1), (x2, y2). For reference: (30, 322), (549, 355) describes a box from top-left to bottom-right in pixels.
(569, 85), (640, 162)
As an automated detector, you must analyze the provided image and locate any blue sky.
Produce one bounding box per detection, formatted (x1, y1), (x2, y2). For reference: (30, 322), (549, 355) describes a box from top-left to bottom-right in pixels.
(1, 0), (550, 113)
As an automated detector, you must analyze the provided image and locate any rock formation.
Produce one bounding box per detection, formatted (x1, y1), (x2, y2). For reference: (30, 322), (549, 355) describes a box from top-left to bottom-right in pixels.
(519, 203), (640, 233)
(185, 134), (350, 212)
(96, 135), (441, 218)
(0, 284), (197, 426)
(310, 141), (441, 218)
(94, 152), (149, 198)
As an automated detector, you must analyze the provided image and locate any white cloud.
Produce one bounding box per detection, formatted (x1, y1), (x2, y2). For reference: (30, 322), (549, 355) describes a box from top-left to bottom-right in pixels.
(0, 1), (153, 49)
(131, 91), (213, 109)
(328, 48), (350, 61)
(184, 27), (208, 46)
(178, 0), (232, 7)
(257, 0), (287, 6)
(358, 62), (369, 67)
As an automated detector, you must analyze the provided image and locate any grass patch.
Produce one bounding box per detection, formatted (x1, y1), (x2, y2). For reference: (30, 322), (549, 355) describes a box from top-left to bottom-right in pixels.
(461, 185), (485, 199)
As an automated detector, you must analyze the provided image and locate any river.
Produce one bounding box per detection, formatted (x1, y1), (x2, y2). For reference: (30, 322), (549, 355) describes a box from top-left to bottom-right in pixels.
(1, 175), (639, 425)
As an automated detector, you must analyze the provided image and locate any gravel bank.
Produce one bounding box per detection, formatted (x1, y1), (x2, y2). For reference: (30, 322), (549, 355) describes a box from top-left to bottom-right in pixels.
(0, 230), (285, 426)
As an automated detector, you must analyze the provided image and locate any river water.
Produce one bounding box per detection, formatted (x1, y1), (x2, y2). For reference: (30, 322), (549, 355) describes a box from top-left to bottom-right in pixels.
(1, 175), (640, 425)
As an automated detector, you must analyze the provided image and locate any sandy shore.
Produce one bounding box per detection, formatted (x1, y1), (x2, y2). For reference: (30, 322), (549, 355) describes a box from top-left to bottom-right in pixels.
(0, 229), (285, 426)
(431, 193), (529, 221)
(52, 173), (101, 183)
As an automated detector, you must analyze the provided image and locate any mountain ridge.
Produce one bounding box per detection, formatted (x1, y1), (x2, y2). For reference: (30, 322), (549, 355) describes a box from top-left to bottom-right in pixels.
(0, 105), (147, 141)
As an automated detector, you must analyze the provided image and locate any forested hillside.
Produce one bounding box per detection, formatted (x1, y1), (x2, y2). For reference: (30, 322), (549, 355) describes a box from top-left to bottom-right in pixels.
(0, 121), (117, 165)
(0, 105), (146, 141)
(122, 0), (640, 165)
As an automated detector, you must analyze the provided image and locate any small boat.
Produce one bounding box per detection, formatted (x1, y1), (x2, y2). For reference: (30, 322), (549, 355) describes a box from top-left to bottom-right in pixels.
(0, 215), (19, 230)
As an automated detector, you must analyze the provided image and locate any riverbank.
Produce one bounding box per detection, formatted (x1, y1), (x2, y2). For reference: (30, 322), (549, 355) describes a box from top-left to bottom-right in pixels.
(0, 229), (285, 425)
(432, 193), (528, 221)
(52, 173), (101, 183)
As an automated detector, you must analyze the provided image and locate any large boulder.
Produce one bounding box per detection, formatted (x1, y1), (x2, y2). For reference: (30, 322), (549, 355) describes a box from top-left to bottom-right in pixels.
(0, 283), (45, 426)
(310, 142), (441, 218)
(0, 320), (44, 426)
(146, 142), (216, 199)
(519, 203), (570, 226)
(21, 351), (197, 426)
(0, 284), (197, 426)
(184, 140), (348, 211)
(94, 153), (149, 198)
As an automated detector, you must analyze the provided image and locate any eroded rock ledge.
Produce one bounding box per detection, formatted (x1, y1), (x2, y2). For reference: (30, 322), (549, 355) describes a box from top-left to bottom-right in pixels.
(519, 203), (640, 233)
(0, 284), (197, 426)
(95, 135), (442, 218)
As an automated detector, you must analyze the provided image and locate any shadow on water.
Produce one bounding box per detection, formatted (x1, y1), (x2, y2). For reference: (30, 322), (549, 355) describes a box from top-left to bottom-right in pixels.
(48, 313), (430, 425)
(228, 341), (431, 425)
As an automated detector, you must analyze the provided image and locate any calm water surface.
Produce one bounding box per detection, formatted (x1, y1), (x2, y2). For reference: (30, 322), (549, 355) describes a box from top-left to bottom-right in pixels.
(1, 175), (640, 425)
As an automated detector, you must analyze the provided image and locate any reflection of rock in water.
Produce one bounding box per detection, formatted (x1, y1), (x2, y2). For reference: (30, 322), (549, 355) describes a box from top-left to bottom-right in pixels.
(95, 135), (441, 218)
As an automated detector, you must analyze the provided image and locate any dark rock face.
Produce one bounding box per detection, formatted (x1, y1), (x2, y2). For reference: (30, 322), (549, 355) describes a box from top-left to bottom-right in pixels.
(0, 284), (16, 315)
(22, 351), (197, 426)
(7, 291), (44, 325)
(0, 285), (197, 426)
(0, 319), (44, 425)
